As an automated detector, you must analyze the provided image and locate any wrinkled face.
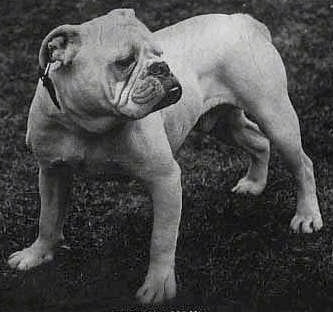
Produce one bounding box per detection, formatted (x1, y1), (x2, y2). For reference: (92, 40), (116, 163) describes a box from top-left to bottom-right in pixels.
(39, 9), (182, 131)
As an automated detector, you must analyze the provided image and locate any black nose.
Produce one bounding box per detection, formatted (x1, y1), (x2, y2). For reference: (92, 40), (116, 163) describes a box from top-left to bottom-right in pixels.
(148, 61), (170, 76)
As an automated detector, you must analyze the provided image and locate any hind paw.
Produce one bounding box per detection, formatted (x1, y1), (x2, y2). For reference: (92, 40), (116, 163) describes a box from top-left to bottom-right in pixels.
(231, 177), (265, 196)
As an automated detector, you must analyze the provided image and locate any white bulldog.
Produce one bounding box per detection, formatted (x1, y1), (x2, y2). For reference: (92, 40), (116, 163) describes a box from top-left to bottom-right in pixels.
(8, 9), (323, 304)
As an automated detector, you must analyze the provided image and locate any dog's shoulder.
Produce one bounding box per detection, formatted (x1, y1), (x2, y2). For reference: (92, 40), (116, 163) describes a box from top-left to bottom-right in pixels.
(26, 82), (84, 165)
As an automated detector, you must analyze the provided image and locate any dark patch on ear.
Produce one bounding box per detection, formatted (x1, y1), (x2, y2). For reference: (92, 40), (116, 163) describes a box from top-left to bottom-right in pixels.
(48, 36), (66, 63)
(39, 25), (81, 69)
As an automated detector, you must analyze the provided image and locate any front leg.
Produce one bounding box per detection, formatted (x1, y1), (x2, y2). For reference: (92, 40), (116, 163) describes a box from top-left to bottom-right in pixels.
(136, 161), (182, 304)
(8, 164), (72, 270)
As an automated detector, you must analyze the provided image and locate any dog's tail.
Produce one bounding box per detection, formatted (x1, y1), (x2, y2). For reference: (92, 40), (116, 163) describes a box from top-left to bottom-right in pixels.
(233, 13), (272, 42)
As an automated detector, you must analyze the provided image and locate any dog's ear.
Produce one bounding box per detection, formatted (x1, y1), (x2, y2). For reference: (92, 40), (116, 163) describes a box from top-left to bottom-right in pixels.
(108, 8), (135, 19)
(39, 25), (81, 69)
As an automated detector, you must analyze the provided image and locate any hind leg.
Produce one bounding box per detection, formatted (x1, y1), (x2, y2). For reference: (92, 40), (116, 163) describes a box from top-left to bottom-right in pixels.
(219, 107), (270, 195)
(220, 33), (323, 232)
(248, 95), (323, 233)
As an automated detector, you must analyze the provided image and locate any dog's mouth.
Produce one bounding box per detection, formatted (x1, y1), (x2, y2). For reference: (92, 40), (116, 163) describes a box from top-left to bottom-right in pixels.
(153, 77), (182, 111)
(166, 84), (182, 104)
(118, 61), (182, 120)
(131, 70), (182, 111)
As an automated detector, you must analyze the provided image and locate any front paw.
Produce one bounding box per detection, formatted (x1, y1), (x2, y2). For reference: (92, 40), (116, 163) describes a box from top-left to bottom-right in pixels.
(8, 240), (54, 270)
(136, 266), (176, 304)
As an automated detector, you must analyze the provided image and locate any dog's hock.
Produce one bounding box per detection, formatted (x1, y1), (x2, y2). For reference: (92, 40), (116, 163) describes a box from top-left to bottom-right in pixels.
(39, 25), (81, 69)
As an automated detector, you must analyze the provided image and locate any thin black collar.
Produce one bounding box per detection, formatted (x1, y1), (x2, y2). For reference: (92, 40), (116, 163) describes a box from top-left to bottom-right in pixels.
(39, 63), (61, 110)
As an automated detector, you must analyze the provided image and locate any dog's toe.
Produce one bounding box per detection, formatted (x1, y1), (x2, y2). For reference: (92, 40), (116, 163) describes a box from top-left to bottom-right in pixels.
(8, 250), (22, 261)
(136, 285), (155, 304)
(301, 220), (313, 234)
(8, 254), (20, 269)
(312, 216), (323, 231)
(136, 267), (176, 304)
(290, 213), (323, 234)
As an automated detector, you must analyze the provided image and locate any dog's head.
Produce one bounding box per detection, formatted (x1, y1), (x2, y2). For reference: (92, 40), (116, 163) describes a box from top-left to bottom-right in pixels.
(39, 9), (182, 132)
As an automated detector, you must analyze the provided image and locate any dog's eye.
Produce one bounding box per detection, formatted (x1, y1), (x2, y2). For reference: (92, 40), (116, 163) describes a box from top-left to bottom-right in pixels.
(115, 54), (136, 69)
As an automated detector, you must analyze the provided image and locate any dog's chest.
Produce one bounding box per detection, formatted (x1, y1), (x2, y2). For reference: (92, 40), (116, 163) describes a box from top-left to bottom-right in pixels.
(36, 127), (130, 175)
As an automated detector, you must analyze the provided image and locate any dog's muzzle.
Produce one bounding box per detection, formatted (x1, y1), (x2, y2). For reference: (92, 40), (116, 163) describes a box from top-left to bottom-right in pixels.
(146, 61), (182, 111)
(149, 62), (182, 110)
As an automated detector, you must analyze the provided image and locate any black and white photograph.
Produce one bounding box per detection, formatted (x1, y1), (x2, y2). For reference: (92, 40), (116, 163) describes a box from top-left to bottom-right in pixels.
(0, 1), (332, 311)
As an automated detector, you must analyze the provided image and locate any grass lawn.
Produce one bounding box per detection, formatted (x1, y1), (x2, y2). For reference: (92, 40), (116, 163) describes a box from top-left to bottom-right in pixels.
(0, 1), (332, 311)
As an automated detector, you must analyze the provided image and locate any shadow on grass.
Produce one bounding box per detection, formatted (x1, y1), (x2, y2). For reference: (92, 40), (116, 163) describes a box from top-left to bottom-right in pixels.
(0, 213), (253, 312)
